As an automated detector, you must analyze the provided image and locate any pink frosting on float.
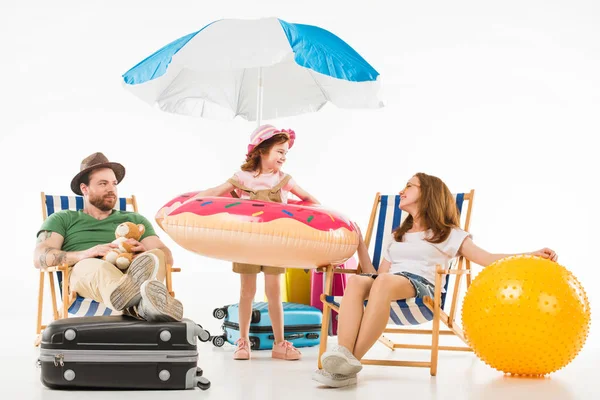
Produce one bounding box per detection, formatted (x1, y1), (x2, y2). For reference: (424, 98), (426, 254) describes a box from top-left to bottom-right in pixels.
(160, 192), (200, 208)
(165, 194), (356, 232)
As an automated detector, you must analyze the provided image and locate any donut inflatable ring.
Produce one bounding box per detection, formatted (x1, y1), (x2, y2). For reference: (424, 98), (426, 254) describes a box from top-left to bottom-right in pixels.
(155, 192), (359, 269)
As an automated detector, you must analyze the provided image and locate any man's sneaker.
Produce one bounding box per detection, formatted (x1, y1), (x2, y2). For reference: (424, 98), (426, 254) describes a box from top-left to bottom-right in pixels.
(312, 369), (357, 388)
(137, 280), (183, 322)
(321, 345), (363, 375)
(109, 253), (159, 311)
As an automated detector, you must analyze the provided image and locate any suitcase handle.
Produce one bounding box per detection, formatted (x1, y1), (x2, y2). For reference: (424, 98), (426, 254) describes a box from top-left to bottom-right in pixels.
(268, 333), (304, 340)
(250, 310), (261, 324)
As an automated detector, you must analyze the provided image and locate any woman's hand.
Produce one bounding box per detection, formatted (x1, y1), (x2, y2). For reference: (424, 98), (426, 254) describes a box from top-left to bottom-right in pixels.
(529, 247), (558, 262)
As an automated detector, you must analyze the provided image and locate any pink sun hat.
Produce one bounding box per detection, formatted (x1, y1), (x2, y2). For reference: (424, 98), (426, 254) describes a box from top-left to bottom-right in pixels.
(247, 124), (296, 155)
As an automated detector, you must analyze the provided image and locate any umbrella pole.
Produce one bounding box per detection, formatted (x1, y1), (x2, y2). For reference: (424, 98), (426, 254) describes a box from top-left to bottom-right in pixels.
(256, 67), (263, 127)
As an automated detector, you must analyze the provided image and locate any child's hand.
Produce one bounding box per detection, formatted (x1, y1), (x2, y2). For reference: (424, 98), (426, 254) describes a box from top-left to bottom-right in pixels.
(529, 247), (558, 262)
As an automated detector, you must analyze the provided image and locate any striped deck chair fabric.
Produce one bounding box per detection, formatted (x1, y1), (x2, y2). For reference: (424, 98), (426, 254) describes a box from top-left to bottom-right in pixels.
(325, 193), (467, 326)
(44, 194), (127, 317)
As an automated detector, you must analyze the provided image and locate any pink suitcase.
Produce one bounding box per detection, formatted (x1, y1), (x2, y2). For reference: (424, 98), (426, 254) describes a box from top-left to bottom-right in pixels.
(310, 257), (356, 336)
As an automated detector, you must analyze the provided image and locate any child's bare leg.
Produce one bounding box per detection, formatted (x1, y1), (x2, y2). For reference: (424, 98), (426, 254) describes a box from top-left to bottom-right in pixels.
(265, 271), (302, 360)
(238, 273), (258, 340)
(264, 273), (284, 343)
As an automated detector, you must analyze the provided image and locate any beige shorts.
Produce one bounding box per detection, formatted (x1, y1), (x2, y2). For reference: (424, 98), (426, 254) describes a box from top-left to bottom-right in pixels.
(232, 262), (285, 275)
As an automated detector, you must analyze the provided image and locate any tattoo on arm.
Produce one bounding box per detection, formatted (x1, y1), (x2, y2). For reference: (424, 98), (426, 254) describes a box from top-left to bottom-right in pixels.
(39, 247), (67, 268)
(37, 231), (68, 268)
(53, 251), (67, 265)
(39, 247), (52, 269)
(36, 231), (52, 244)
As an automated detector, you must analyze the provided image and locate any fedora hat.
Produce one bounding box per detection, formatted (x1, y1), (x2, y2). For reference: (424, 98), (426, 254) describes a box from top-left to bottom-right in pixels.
(70, 152), (126, 195)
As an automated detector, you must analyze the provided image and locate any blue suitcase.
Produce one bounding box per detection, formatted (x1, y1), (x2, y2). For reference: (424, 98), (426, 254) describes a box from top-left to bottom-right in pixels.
(211, 302), (322, 350)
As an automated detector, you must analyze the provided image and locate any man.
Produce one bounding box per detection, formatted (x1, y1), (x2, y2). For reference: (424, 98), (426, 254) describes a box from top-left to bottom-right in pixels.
(33, 152), (183, 321)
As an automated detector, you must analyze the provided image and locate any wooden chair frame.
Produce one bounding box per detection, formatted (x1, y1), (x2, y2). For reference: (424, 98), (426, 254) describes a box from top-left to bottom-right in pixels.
(35, 192), (181, 345)
(317, 190), (475, 376)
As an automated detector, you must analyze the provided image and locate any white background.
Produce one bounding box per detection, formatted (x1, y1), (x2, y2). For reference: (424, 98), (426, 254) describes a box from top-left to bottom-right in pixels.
(1, 0), (598, 346)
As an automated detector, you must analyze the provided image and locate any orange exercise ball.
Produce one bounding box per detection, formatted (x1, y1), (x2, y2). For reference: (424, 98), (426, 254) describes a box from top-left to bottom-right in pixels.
(462, 255), (591, 376)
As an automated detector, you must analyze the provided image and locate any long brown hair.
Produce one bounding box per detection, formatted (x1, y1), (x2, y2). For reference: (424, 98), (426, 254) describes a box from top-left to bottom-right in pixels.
(393, 172), (460, 244)
(241, 133), (290, 175)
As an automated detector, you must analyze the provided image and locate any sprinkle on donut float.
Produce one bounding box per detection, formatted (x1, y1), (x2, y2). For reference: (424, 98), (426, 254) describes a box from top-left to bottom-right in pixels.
(155, 193), (359, 269)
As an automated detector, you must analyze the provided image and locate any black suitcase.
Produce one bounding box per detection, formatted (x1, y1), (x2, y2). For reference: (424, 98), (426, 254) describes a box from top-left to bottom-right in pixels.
(38, 316), (211, 391)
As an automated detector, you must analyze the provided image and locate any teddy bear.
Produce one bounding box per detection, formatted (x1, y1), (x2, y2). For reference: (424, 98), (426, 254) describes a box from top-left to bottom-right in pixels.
(103, 222), (145, 270)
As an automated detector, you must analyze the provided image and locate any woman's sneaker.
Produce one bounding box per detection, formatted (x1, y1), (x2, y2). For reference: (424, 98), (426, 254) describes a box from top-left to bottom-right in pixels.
(321, 345), (363, 375)
(312, 369), (357, 388)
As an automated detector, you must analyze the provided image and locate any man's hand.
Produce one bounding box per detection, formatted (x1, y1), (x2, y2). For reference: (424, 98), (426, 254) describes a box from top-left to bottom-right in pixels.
(126, 239), (147, 253)
(83, 243), (119, 259)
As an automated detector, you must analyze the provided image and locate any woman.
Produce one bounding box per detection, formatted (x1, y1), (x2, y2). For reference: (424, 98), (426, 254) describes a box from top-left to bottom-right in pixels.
(313, 172), (557, 387)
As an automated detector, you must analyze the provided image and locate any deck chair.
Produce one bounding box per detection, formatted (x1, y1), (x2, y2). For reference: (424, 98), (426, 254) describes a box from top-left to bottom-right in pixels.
(35, 192), (181, 346)
(317, 190), (474, 376)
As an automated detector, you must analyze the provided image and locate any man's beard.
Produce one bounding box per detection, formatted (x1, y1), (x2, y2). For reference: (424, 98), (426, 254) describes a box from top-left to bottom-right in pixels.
(89, 193), (117, 211)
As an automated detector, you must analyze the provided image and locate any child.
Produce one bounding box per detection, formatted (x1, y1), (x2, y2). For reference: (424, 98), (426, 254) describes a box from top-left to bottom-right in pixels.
(188, 124), (319, 360)
(313, 172), (557, 387)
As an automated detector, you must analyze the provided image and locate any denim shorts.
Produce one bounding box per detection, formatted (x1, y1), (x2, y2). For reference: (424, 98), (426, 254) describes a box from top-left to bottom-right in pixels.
(360, 271), (436, 299)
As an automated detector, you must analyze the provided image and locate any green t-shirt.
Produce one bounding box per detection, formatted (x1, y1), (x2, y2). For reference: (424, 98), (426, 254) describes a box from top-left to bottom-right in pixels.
(37, 210), (157, 252)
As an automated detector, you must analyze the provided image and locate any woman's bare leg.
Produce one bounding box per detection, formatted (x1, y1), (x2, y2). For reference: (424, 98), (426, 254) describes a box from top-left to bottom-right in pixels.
(337, 275), (375, 351)
(353, 274), (416, 359)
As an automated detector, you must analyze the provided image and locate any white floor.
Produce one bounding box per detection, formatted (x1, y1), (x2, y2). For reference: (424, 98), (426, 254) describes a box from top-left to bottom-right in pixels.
(3, 325), (599, 400)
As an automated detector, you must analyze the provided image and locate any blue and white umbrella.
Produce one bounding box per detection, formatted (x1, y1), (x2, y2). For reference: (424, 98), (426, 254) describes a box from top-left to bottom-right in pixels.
(122, 17), (383, 124)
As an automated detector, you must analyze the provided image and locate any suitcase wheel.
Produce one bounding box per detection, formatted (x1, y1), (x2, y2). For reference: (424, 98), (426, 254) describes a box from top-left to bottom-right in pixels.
(196, 367), (203, 377)
(213, 307), (227, 319)
(212, 335), (226, 347)
(249, 337), (259, 350)
(197, 327), (211, 343)
(196, 376), (211, 391)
